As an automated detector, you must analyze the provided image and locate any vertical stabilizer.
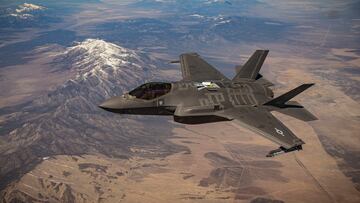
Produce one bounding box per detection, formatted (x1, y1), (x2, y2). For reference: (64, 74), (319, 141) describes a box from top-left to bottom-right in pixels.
(233, 50), (269, 81)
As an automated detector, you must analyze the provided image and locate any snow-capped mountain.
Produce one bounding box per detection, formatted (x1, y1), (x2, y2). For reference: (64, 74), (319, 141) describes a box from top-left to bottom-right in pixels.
(0, 3), (59, 28)
(0, 39), (183, 194)
(5, 3), (45, 20)
(11, 3), (45, 19)
(57, 39), (153, 82)
(16, 3), (45, 12)
(51, 39), (155, 98)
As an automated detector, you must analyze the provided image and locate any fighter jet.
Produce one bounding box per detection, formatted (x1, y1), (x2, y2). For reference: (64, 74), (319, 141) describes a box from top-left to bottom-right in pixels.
(99, 50), (317, 157)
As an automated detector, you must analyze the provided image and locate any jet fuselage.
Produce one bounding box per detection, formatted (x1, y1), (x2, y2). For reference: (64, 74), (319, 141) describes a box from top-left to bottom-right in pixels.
(99, 80), (274, 124)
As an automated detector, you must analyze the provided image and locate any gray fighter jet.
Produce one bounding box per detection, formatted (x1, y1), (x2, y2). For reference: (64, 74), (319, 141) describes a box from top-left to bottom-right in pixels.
(99, 50), (317, 157)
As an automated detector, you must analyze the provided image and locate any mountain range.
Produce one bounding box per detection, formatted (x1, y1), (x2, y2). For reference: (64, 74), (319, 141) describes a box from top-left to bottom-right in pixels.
(0, 39), (185, 197)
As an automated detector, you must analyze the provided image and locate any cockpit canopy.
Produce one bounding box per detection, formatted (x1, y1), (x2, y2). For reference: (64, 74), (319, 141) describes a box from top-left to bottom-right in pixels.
(129, 82), (172, 100)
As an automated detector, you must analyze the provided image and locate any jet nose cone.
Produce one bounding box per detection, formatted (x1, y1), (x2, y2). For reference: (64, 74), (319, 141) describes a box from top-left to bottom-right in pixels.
(98, 101), (110, 110)
(98, 96), (123, 111)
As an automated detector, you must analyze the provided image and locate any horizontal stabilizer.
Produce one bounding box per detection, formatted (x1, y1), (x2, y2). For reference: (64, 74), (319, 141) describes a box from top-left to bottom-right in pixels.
(276, 104), (318, 121)
(264, 83), (314, 107)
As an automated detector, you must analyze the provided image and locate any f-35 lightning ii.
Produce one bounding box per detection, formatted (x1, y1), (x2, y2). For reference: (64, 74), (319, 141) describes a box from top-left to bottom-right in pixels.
(99, 50), (317, 157)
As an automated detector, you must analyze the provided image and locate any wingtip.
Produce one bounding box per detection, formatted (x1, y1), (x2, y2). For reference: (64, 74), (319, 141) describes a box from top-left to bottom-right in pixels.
(255, 49), (269, 53)
(304, 83), (315, 87)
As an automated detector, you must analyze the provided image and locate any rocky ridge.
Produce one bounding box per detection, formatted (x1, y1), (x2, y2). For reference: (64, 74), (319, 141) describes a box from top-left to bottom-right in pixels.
(0, 39), (184, 196)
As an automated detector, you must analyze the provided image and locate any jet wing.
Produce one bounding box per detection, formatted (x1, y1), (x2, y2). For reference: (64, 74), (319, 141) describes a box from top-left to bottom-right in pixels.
(178, 53), (230, 82)
(218, 107), (304, 150)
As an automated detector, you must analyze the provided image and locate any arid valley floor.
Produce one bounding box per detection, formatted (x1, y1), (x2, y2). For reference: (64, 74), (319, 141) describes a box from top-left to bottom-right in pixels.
(1, 1), (359, 202)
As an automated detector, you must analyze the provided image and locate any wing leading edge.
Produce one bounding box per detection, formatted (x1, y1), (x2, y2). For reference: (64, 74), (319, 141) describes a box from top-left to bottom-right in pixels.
(218, 107), (304, 157)
(178, 53), (230, 82)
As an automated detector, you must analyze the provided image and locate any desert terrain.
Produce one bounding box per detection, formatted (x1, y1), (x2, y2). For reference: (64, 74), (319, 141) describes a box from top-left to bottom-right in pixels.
(1, 1), (359, 202)
(2, 56), (360, 202)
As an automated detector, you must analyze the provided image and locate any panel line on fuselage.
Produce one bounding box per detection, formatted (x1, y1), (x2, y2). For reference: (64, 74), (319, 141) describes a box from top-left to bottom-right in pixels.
(174, 81), (265, 109)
